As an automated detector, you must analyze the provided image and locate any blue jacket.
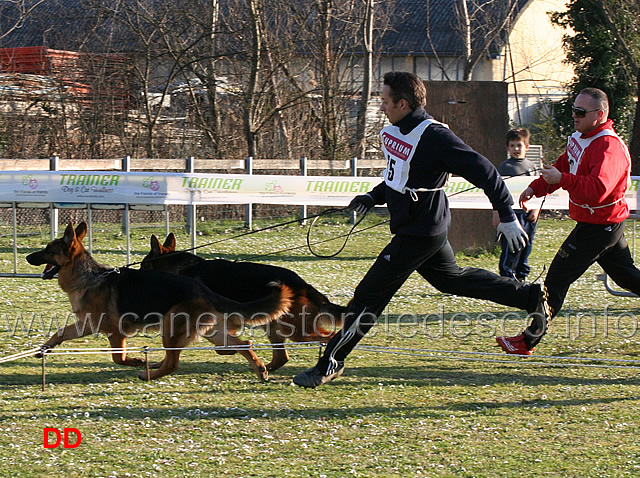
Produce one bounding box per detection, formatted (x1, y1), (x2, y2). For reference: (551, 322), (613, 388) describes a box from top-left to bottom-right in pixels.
(368, 107), (515, 237)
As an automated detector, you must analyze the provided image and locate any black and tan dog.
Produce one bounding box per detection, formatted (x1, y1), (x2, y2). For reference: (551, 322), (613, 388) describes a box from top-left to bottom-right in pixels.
(26, 222), (293, 381)
(141, 233), (347, 371)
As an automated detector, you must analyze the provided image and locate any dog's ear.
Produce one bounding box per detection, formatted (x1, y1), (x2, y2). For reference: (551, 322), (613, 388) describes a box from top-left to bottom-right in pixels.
(63, 223), (75, 245)
(75, 222), (88, 242)
(163, 233), (176, 251)
(150, 234), (161, 254)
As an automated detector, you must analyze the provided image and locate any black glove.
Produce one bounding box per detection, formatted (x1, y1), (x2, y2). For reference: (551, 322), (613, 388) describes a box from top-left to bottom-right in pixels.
(347, 194), (374, 213)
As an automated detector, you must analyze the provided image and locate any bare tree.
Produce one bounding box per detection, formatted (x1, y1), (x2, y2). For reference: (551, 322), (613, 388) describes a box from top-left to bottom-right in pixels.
(212, 0), (328, 159)
(439, 0), (520, 81)
(0, 0), (392, 162)
(313, 0), (339, 161)
(0, 0), (48, 43)
(163, 0), (224, 157)
(353, 0), (374, 162)
(204, 0), (222, 157)
(159, 0), (225, 157)
(262, 27), (293, 159)
(291, 0), (368, 162)
(81, 0), (198, 158)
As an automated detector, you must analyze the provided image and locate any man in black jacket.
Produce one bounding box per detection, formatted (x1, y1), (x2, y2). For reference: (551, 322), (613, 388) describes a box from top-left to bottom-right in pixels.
(293, 71), (549, 388)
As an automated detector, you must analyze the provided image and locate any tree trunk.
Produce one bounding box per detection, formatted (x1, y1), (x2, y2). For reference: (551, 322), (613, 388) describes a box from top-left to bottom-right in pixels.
(206, 0), (221, 157)
(263, 37), (292, 159)
(630, 71), (640, 174)
(354, 0), (374, 161)
(457, 0), (473, 80)
(244, 0), (262, 158)
(317, 0), (337, 162)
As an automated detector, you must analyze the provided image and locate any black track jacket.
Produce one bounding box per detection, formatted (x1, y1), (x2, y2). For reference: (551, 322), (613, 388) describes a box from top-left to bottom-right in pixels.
(368, 107), (516, 237)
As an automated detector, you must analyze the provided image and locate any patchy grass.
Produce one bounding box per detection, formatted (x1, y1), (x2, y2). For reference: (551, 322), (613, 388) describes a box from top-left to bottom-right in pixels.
(1, 212), (640, 477)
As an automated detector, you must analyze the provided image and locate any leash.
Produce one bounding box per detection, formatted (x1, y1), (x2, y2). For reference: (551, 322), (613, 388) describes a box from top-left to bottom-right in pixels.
(126, 169), (545, 267)
(504, 172), (552, 282)
(305, 208), (370, 258)
(278, 169), (545, 260)
(239, 213), (388, 262)
(124, 207), (350, 268)
(504, 179), (550, 280)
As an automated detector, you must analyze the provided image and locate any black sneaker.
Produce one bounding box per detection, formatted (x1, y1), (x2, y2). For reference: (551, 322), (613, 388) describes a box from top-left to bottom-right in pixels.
(292, 362), (345, 389)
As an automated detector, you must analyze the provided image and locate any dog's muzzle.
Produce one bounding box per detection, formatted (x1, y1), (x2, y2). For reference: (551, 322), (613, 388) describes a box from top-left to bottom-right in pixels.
(26, 252), (60, 280)
(41, 264), (60, 280)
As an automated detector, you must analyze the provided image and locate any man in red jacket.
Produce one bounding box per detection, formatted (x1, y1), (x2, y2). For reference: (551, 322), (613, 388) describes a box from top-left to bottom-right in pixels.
(497, 87), (640, 355)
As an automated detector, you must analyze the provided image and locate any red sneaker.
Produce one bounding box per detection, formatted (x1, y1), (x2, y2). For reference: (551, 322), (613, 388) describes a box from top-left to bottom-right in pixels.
(496, 334), (533, 355)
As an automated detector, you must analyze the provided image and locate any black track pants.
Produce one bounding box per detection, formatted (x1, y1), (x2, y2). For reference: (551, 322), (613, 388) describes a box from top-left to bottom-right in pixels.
(317, 231), (539, 372)
(525, 220), (640, 347)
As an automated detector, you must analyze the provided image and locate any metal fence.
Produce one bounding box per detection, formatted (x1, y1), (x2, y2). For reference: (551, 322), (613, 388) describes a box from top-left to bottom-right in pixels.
(0, 155), (387, 277)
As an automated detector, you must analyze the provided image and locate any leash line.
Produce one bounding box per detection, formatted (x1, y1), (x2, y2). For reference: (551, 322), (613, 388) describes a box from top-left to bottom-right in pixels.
(180, 207), (347, 253)
(301, 169), (543, 259)
(238, 216), (390, 262)
(123, 207), (350, 268)
(6, 343), (640, 372)
(126, 169), (542, 267)
(306, 208), (368, 258)
(250, 169), (543, 261)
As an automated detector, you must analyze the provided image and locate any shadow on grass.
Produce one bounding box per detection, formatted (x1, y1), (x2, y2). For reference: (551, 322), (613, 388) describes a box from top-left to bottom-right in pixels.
(334, 363), (640, 387)
(3, 359), (640, 390)
(116, 393), (640, 420)
(1, 389), (637, 422)
(0, 359), (257, 387)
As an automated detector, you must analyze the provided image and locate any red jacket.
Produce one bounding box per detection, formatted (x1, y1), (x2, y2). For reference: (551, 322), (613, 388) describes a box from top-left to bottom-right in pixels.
(529, 119), (631, 224)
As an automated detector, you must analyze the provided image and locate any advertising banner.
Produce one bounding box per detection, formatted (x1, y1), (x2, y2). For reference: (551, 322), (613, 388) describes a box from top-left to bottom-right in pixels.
(1, 171), (639, 210)
(0, 171), (380, 206)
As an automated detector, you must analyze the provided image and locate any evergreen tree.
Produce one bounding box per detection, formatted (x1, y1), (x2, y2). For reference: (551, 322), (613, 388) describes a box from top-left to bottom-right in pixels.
(551, 0), (639, 168)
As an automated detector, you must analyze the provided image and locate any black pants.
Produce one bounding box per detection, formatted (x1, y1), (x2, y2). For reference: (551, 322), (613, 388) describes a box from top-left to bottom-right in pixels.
(524, 221), (640, 347)
(317, 231), (540, 373)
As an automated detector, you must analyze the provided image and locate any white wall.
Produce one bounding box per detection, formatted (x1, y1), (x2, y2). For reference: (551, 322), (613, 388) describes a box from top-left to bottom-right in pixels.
(499, 0), (574, 124)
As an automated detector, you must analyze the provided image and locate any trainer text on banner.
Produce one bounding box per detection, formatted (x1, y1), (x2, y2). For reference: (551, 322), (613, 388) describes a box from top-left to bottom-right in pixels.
(0, 171), (638, 209)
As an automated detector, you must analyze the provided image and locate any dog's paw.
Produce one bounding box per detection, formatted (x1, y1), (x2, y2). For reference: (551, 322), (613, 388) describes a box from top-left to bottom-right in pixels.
(34, 345), (51, 359)
(258, 367), (269, 381)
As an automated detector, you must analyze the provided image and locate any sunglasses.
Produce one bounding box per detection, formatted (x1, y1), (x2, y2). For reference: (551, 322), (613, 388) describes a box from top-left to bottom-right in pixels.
(571, 106), (600, 118)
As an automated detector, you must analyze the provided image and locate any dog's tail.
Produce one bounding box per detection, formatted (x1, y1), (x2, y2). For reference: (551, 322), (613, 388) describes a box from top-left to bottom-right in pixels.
(220, 281), (294, 328)
(315, 306), (347, 338)
(301, 286), (347, 339)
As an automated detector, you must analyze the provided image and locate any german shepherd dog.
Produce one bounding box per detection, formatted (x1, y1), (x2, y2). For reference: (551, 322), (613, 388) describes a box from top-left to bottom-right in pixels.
(141, 233), (347, 371)
(25, 222), (294, 381)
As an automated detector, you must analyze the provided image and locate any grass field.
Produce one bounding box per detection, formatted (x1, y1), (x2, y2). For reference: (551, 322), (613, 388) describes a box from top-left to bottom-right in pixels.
(1, 212), (639, 477)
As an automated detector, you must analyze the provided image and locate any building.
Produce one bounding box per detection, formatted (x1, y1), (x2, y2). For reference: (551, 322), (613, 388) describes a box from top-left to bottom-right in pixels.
(368, 0), (573, 125)
(0, 0), (572, 128)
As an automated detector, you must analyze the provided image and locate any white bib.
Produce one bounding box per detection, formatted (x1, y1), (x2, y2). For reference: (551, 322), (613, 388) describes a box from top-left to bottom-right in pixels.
(380, 119), (447, 194)
(566, 128), (630, 174)
(565, 128), (631, 213)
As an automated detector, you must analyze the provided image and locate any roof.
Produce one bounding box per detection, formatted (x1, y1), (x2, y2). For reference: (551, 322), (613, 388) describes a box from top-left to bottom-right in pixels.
(378, 0), (532, 56)
(0, 0), (533, 57)
(0, 0), (128, 52)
